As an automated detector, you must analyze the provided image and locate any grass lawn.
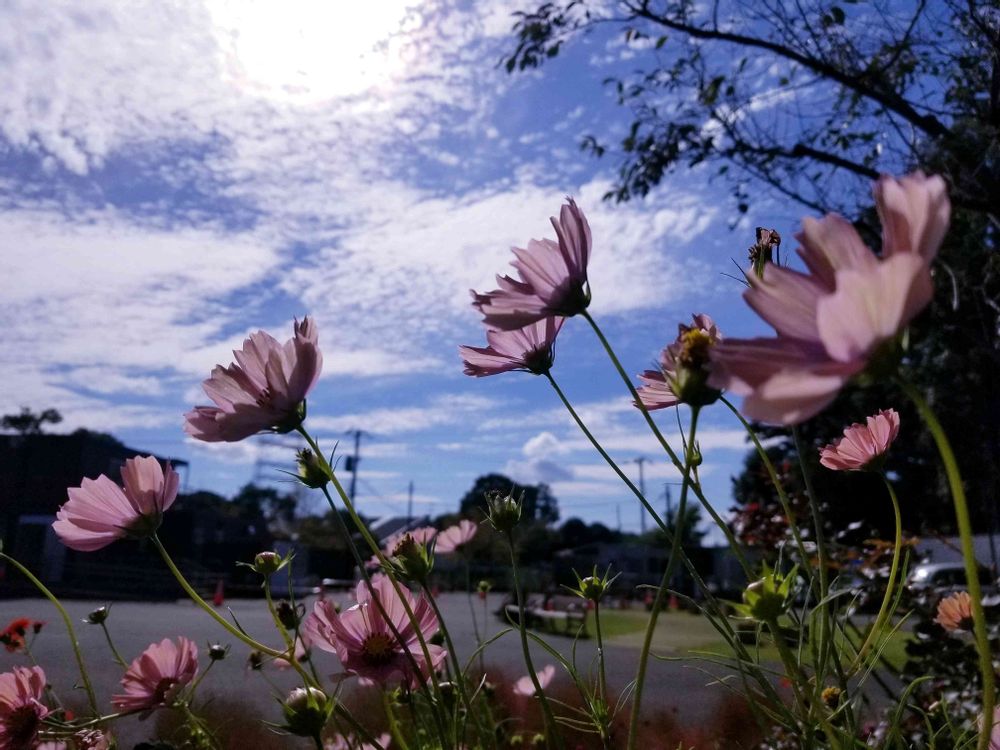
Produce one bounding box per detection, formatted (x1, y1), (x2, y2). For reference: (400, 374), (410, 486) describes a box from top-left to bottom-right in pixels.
(599, 608), (912, 669)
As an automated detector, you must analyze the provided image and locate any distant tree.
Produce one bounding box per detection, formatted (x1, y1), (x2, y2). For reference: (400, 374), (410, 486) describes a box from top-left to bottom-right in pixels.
(1, 407), (62, 435)
(557, 517), (621, 548)
(231, 483), (297, 524)
(458, 473), (560, 525)
(651, 504), (707, 549)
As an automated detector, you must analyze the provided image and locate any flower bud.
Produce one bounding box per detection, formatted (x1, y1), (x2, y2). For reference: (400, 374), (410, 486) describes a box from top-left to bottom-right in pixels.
(389, 533), (434, 583)
(485, 489), (523, 535)
(281, 687), (332, 739)
(247, 651), (264, 671)
(208, 643), (229, 662)
(84, 606), (110, 625)
(821, 686), (842, 708)
(568, 565), (620, 602)
(295, 449), (329, 489)
(253, 551), (282, 575)
(738, 564), (796, 622)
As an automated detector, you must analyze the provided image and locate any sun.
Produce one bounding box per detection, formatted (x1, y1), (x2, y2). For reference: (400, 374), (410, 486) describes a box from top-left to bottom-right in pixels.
(207, 0), (416, 104)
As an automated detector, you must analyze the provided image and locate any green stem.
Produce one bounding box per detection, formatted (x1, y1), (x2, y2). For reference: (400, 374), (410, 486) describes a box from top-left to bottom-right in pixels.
(581, 310), (683, 469)
(99, 622), (129, 669)
(901, 379), (995, 750)
(382, 690), (411, 750)
(594, 600), (608, 708)
(626, 406), (699, 750)
(151, 535), (283, 658)
(0, 552), (98, 715)
(850, 476), (903, 672)
(263, 577), (317, 689)
(508, 534), (563, 750)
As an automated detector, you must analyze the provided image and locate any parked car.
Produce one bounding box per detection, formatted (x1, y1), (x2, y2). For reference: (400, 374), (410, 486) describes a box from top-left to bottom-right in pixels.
(906, 562), (995, 594)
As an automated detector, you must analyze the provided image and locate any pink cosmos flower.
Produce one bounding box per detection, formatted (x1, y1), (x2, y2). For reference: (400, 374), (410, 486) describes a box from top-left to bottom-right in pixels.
(472, 199), (591, 330)
(460, 316), (564, 377)
(0, 666), (49, 750)
(112, 638), (198, 712)
(935, 591), (975, 632)
(185, 317), (322, 442)
(302, 575), (445, 688)
(709, 173), (949, 425)
(53, 456), (179, 552)
(435, 520), (478, 554)
(513, 664), (555, 697)
(819, 409), (900, 471)
(636, 314), (722, 410)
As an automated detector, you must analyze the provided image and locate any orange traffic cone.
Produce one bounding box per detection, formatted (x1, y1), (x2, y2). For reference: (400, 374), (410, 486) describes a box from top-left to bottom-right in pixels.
(212, 579), (225, 607)
(669, 593), (680, 611)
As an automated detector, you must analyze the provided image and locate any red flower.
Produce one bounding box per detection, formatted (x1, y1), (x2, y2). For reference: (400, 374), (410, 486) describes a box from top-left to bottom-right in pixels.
(0, 620), (31, 653)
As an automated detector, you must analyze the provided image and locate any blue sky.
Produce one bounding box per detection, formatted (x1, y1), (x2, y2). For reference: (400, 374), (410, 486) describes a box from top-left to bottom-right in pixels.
(0, 1), (813, 536)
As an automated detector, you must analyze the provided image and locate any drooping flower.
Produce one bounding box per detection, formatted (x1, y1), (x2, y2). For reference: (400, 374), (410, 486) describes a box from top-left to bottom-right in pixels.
(302, 575), (445, 688)
(709, 173), (949, 425)
(934, 591), (975, 632)
(635, 314), (722, 410)
(460, 316), (564, 377)
(112, 638), (198, 712)
(0, 666), (49, 750)
(53, 456), (179, 552)
(472, 199), (591, 330)
(819, 409), (900, 472)
(435, 520), (478, 554)
(184, 317), (322, 442)
(513, 664), (555, 697)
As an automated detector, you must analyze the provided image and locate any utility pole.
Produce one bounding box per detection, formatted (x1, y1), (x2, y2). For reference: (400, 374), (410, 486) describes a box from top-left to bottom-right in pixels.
(634, 457), (648, 534)
(665, 483), (673, 524)
(616, 503), (622, 532)
(346, 429), (364, 502)
(407, 480), (414, 525)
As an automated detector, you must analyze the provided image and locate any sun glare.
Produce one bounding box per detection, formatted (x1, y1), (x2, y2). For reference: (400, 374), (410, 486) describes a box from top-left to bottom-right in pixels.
(208, 0), (415, 104)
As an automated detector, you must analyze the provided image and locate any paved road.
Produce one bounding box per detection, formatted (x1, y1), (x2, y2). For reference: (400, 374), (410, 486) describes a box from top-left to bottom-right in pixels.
(0, 593), (743, 747)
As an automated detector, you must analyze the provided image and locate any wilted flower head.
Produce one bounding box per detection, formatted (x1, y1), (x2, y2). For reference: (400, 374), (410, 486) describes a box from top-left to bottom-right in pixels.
(513, 664), (555, 697)
(0, 666), (49, 750)
(460, 316), (564, 377)
(819, 409), (900, 472)
(74, 729), (111, 750)
(84, 606), (110, 626)
(302, 575), (445, 688)
(435, 520), (478, 554)
(184, 317), (322, 442)
(636, 314), (722, 410)
(935, 591), (975, 632)
(53, 456), (179, 552)
(709, 172), (949, 425)
(112, 637), (198, 712)
(472, 199), (591, 330)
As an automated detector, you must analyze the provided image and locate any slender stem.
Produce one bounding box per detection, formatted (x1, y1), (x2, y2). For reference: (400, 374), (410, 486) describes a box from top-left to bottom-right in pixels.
(99, 622), (129, 669)
(333, 702), (387, 750)
(721, 396), (812, 577)
(0, 553), (98, 715)
(546, 373), (666, 532)
(465, 561), (484, 675)
(850, 476), (903, 672)
(626, 406), (699, 750)
(382, 689), (411, 750)
(792, 427), (830, 597)
(263, 577), (317, 689)
(508, 534), (563, 750)
(901, 379), (995, 750)
(593, 600), (608, 713)
(151, 535), (282, 658)
(581, 309), (683, 469)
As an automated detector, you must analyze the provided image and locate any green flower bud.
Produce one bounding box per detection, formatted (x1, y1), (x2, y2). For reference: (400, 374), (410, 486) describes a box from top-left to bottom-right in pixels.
(388, 533), (434, 583)
(281, 687), (332, 739)
(253, 551), (282, 575)
(485, 489), (523, 535)
(295, 448), (329, 489)
(84, 605), (110, 625)
(739, 564), (797, 622)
